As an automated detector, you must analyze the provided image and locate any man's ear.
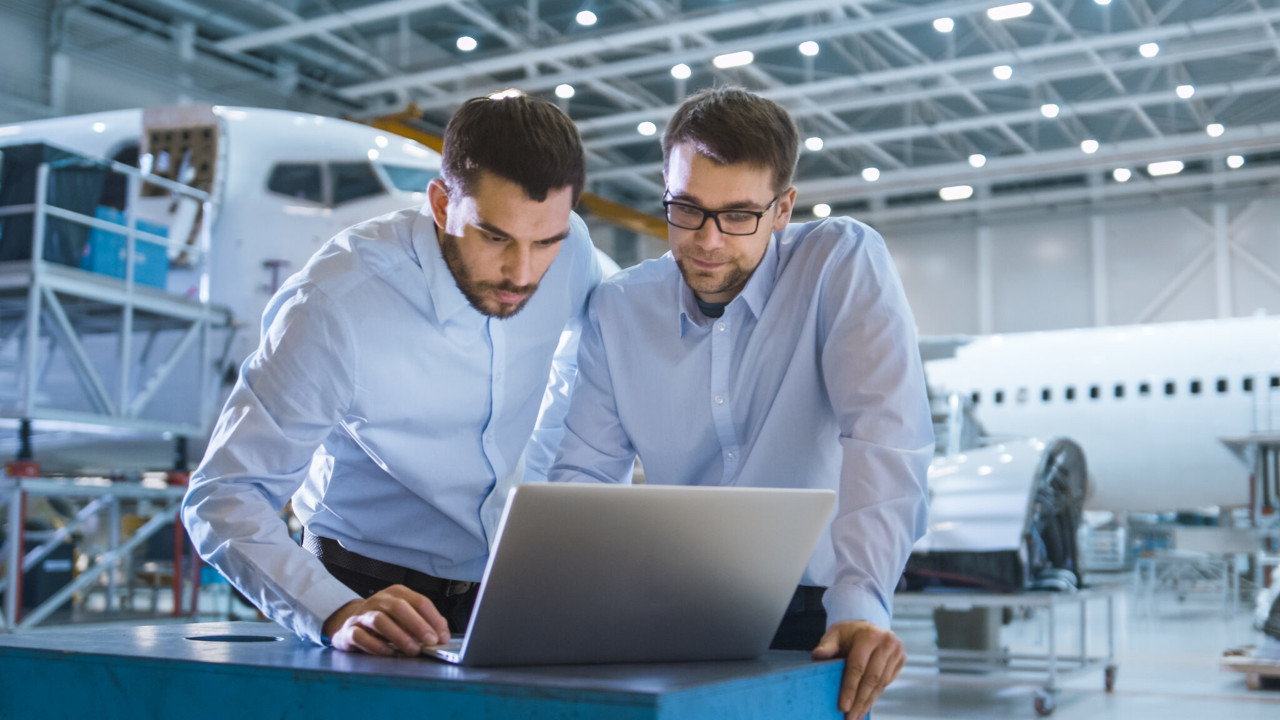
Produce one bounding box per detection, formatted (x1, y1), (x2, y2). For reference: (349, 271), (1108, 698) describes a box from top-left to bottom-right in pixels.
(773, 186), (798, 231)
(427, 178), (450, 231)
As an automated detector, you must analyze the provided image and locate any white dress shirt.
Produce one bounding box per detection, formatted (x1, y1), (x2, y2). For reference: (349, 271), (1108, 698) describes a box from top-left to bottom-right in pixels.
(549, 217), (932, 629)
(183, 205), (600, 644)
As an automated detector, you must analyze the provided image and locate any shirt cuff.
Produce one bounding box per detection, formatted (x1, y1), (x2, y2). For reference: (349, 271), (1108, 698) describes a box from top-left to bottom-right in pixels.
(293, 575), (361, 646)
(823, 584), (892, 630)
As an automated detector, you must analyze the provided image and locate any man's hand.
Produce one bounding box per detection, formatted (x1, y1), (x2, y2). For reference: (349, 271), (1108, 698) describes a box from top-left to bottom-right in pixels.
(812, 620), (905, 719)
(322, 584), (451, 656)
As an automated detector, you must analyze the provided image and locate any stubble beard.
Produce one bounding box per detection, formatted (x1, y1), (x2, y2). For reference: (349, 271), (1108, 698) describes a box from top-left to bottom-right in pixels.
(675, 257), (752, 302)
(439, 232), (538, 319)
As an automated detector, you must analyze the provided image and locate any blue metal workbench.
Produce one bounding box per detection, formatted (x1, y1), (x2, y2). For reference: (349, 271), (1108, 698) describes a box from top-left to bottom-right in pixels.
(0, 620), (843, 719)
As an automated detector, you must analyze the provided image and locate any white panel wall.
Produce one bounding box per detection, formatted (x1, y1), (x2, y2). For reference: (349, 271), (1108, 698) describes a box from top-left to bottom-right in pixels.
(987, 215), (1093, 333)
(1233, 200), (1280, 317)
(885, 225), (979, 335)
(875, 196), (1280, 335)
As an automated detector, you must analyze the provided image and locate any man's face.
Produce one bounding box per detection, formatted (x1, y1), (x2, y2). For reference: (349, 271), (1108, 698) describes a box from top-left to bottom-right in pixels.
(428, 171), (573, 319)
(664, 143), (795, 304)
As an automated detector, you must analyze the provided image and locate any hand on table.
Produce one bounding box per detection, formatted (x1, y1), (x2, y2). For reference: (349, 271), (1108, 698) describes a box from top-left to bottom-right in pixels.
(322, 584), (450, 656)
(812, 620), (905, 719)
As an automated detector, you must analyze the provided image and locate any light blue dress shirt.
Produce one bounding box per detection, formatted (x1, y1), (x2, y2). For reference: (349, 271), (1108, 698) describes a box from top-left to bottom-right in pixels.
(549, 217), (932, 629)
(183, 205), (600, 644)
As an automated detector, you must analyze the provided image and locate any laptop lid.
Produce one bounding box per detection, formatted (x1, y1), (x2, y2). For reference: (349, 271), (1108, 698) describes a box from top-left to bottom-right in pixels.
(443, 483), (836, 667)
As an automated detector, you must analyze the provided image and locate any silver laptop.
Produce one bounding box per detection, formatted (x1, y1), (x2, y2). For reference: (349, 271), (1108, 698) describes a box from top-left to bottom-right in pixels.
(430, 482), (836, 666)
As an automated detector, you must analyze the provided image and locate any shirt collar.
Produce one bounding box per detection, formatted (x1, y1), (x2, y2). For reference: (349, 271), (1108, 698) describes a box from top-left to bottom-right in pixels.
(412, 205), (477, 324)
(675, 232), (780, 337)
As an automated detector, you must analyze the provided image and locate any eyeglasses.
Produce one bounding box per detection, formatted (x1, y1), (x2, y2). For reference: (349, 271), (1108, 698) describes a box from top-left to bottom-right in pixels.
(662, 192), (779, 236)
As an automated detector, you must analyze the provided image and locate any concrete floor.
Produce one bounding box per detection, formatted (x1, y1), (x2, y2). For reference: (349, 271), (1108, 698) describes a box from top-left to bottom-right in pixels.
(878, 577), (1279, 719)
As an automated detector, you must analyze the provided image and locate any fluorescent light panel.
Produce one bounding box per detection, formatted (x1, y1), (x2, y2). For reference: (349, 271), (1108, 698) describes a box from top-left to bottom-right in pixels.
(713, 51), (754, 69)
(987, 3), (1033, 21)
(1147, 160), (1184, 176)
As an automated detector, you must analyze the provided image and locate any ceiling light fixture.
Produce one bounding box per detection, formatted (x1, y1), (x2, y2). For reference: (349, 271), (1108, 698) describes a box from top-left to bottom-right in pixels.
(799, 41), (820, 57)
(576, 11), (597, 26)
(861, 167), (880, 182)
(555, 84), (575, 99)
(813, 203), (831, 218)
(1176, 84), (1195, 99)
(1226, 155), (1245, 169)
(993, 65), (1013, 80)
(1040, 103), (1060, 118)
(637, 121), (657, 136)
(457, 36), (477, 52)
(969, 154), (987, 168)
(1081, 139), (1099, 154)
(805, 137), (824, 151)
(1112, 168), (1131, 182)
(712, 51), (754, 69)
(1206, 123), (1224, 137)
(940, 185), (974, 201)
(933, 18), (955, 33)
(1139, 42), (1160, 58)
(670, 63), (691, 79)
(1147, 160), (1184, 176)
(987, 3), (1033, 21)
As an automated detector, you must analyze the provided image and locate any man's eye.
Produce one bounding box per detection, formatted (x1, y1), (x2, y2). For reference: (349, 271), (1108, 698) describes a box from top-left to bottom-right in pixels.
(721, 212), (754, 223)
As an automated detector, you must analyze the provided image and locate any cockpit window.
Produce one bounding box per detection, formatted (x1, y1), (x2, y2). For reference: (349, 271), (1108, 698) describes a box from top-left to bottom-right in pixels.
(381, 164), (437, 193)
(331, 162), (385, 205)
(267, 163), (323, 203)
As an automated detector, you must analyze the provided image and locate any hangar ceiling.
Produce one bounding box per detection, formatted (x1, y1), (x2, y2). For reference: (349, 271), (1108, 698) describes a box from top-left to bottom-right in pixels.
(28, 0), (1280, 222)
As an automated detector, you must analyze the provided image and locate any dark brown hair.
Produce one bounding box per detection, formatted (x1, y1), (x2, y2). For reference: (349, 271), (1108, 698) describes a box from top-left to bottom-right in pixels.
(662, 86), (799, 195)
(442, 95), (586, 204)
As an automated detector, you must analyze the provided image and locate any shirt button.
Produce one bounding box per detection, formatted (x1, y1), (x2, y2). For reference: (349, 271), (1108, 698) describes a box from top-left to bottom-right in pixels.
(726, 452), (736, 462)
(715, 322), (727, 332)
(714, 395), (725, 405)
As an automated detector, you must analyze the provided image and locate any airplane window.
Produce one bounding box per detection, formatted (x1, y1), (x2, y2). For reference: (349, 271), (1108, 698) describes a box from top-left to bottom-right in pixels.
(1243, 377), (1254, 392)
(1272, 375), (1279, 388)
(267, 163), (323, 203)
(994, 390), (1005, 405)
(1190, 379), (1202, 395)
(382, 164), (437, 192)
(1041, 387), (1051, 402)
(1114, 383), (1125, 399)
(971, 391), (980, 404)
(1164, 381), (1176, 396)
(1216, 378), (1228, 394)
(1065, 386), (1076, 401)
(1089, 385), (1100, 400)
(1138, 382), (1151, 396)
(331, 162), (386, 205)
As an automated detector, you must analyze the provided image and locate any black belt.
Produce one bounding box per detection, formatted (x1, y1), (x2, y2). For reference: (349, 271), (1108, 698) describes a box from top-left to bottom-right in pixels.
(303, 531), (476, 597)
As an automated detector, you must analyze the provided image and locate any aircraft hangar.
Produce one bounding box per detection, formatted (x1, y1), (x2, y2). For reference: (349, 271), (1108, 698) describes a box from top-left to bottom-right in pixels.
(0, 1), (1278, 718)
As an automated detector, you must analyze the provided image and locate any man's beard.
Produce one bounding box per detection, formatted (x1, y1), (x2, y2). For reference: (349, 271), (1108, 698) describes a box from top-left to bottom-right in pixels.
(439, 233), (538, 319)
(674, 256), (752, 302)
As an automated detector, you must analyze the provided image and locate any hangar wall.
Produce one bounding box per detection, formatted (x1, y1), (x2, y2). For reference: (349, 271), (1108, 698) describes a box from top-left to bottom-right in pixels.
(885, 196), (1280, 336)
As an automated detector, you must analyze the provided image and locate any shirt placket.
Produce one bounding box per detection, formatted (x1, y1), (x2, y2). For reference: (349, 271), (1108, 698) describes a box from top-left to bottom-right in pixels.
(709, 315), (740, 483)
(481, 318), (508, 480)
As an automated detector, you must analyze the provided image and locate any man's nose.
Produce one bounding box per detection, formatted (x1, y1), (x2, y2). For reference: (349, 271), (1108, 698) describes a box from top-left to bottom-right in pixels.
(503, 243), (535, 287)
(694, 219), (727, 249)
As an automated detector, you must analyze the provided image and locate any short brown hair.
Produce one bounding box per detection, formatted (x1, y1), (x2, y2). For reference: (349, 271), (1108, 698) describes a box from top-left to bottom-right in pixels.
(442, 95), (586, 204)
(662, 87), (799, 195)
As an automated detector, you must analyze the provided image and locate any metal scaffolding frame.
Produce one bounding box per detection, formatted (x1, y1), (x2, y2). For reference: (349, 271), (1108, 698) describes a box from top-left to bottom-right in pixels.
(0, 148), (235, 438)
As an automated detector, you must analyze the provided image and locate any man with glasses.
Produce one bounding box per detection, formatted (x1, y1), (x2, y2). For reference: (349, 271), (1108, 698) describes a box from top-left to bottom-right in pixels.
(548, 87), (932, 719)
